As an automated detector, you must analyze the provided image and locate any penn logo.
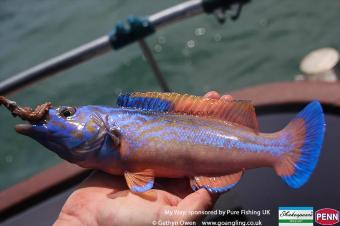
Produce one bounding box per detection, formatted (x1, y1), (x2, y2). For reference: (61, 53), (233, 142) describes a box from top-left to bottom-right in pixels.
(315, 208), (339, 225)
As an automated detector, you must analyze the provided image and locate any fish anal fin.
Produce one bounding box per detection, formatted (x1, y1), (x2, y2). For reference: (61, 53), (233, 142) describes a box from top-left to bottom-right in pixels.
(124, 169), (154, 193)
(190, 171), (244, 193)
(117, 92), (259, 131)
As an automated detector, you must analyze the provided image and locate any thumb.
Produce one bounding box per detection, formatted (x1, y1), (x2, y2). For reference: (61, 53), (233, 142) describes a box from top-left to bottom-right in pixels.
(177, 189), (218, 221)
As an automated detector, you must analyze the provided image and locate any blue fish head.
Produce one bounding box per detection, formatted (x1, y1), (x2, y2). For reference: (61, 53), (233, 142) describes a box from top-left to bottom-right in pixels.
(15, 106), (107, 163)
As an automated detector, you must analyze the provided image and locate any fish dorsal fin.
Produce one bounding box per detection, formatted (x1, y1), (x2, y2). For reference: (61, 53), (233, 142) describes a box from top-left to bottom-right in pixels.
(117, 92), (259, 131)
(190, 170), (244, 193)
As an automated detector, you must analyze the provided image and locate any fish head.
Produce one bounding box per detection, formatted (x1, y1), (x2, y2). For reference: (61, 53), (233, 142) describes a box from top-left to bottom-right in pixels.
(15, 105), (107, 163)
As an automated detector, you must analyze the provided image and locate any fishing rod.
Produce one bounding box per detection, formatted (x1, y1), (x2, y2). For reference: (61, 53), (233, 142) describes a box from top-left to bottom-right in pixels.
(0, 0), (250, 95)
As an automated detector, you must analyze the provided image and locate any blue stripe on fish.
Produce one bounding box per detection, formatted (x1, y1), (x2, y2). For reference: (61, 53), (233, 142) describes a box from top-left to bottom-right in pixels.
(130, 179), (154, 193)
(113, 107), (288, 155)
(138, 123), (288, 154)
(191, 182), (238, 193)
(117, 93), (172, 112)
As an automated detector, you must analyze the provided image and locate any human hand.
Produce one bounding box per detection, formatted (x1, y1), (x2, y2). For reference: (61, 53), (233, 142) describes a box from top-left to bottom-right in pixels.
(54, 91), (233, 226)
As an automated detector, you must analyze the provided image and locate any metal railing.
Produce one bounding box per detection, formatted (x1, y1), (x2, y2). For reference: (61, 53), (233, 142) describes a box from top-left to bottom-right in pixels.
(0, 0), (249, 95)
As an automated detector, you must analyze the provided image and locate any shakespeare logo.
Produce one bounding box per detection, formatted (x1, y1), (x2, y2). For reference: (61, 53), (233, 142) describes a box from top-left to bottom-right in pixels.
(315, 208), (339, 225)
(279, 207), (313, 226)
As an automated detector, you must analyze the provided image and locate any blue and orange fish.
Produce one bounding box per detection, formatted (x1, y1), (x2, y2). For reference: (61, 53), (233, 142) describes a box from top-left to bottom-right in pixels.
(1, 92), (326, 193)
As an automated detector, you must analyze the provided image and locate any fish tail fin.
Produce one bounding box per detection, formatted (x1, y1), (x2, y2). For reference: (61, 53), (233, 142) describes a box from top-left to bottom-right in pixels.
(274, 101), (325, 189)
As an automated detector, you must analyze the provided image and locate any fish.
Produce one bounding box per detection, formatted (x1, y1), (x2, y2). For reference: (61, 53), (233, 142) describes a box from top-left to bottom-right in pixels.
(10, 92), (325, 193)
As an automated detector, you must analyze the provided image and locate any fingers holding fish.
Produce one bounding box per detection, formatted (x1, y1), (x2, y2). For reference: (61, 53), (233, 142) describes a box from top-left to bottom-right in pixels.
(169, 188), (217, 222)
(203, 91), (233, 101)
(203, 91), (220, 99)
(220, 94), (233, 101)
(153, 178), (192, 199)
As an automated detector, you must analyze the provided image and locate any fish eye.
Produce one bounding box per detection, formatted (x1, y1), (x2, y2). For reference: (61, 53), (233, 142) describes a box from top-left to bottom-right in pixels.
(59, 106), (76, 118)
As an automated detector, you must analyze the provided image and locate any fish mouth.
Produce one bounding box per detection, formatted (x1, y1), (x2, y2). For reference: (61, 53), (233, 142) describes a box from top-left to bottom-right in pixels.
(15, 124), (33, 135)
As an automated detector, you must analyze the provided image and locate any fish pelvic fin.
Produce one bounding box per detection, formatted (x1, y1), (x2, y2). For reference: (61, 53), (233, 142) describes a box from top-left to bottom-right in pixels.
(190, 170), (244, 193)
(274, 101), (325, 189)
(124, 169), (155, 193)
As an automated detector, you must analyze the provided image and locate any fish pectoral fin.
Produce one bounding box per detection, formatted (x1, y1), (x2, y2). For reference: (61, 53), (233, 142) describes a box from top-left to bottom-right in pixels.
(190, 170), (244, 193)
(107, 127), (121, 147)
(124, 169), (155, 193)
(90, 112), (121, 146)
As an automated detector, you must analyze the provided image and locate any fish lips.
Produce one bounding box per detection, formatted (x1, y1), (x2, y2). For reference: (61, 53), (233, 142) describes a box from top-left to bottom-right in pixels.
(15, 123), (60, 150)
(15, 123), (71, 160)
(15, 124), (33, 136)
(15, 123), (47, 136)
